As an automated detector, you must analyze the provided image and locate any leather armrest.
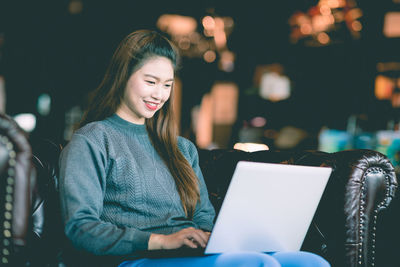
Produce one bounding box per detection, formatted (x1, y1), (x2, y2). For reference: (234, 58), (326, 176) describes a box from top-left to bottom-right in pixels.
(332, 149), (396, 266)
(0, 114), (34, 265)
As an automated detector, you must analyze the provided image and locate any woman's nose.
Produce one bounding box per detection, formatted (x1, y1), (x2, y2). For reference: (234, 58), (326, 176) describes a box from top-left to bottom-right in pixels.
(151, 85), (162, 99)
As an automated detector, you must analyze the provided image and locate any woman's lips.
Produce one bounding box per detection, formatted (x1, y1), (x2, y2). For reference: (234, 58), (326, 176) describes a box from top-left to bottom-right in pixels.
(144, 101), (158, 111)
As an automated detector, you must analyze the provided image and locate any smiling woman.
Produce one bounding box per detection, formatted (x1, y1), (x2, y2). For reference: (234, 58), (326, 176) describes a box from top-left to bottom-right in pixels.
(58, 29), (330, 267)
(59, 30), (215, 266)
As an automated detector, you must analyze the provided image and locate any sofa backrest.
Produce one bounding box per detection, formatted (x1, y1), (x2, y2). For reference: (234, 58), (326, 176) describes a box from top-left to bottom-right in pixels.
(29, 138), (64, 266)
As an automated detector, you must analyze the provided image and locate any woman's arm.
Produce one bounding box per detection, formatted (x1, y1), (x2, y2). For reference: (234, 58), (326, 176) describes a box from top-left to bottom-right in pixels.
(59, 134), (151, 256)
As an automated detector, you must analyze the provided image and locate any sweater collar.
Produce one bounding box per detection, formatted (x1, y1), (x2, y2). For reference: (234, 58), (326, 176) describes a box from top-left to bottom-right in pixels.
(106, 114), (148, 135)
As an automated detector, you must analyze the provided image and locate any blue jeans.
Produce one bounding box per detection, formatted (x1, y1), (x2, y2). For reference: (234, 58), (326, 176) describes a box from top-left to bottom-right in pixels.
(118, 251), (330, 267)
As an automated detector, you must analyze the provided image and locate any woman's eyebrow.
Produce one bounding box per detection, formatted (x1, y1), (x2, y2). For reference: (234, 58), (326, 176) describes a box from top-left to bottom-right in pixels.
(144, 74), (174, 82)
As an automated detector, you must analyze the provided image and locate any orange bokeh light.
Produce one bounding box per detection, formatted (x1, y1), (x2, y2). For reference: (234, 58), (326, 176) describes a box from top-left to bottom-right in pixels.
(202, 16), (215, 30)
(317, 32), (330, 44)
(352, 21), (362, 31)
(203, 50), (216, 63)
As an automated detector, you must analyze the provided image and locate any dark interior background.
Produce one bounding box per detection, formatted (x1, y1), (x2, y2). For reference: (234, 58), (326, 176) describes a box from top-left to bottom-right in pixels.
(1, 1), (400, 265)
(0, 0), (399, 145)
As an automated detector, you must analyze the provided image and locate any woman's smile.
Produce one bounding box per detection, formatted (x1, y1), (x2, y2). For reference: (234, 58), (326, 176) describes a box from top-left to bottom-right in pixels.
(144, 100), (159, 111)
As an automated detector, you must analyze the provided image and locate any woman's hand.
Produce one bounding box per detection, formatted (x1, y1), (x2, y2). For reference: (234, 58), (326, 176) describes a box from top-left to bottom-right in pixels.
(148, 227), (211, 250)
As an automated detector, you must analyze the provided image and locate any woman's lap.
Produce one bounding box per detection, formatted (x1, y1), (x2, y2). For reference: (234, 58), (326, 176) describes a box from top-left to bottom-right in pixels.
(118, 251), (330, 267)
(271, 251), (330, 267)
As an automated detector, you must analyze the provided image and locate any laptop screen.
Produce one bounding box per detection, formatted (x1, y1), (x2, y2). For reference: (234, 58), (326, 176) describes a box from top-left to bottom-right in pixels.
(205, 161), (332, 254)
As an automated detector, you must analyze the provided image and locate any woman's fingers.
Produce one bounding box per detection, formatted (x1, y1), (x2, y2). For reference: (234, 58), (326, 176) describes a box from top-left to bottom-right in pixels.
(193, 231), (208, 247)
(153, 227), (211, 250)
(183, 228), (209, 248)
(183, 237), (198, 248)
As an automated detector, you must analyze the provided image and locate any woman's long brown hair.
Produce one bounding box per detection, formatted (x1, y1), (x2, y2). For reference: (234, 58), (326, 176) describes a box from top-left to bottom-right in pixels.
(78, 30), (199, 218)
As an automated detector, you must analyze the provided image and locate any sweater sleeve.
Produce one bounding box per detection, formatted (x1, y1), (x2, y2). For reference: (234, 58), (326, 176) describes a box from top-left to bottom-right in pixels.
(183, 139), (216, 232)
(59, 134), (151, 256)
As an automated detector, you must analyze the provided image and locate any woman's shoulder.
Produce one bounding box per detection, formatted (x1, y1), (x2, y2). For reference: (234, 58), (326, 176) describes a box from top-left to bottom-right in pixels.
(69, 120), (115, 149)
(177, 136), (198, 158)
(75, 120), (109, 136)
(177, 136), (195, 148)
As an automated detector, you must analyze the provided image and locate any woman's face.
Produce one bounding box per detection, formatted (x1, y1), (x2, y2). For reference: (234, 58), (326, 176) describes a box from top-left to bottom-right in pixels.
(117, 56), (174, 124)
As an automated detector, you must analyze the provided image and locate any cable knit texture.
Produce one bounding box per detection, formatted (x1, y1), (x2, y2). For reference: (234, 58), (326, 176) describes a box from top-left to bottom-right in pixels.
(59, 114), (215, 256)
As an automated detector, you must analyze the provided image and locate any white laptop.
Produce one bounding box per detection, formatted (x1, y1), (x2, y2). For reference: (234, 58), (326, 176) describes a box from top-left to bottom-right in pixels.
(204, 161), (332, 254)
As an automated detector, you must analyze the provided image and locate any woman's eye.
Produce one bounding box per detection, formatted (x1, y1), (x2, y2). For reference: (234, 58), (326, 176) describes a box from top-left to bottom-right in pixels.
(164, 84), (172, 88)
(146, 80), (155, 85)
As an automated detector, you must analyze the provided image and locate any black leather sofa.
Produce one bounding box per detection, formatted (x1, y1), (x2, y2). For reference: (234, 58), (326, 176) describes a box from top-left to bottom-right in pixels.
(0, 113), (398, 267)
(197, 148), (398, 267)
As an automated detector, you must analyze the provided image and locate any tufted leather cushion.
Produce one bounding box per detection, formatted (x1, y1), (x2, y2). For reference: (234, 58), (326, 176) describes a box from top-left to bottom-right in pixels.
(0, 114), (34, 265)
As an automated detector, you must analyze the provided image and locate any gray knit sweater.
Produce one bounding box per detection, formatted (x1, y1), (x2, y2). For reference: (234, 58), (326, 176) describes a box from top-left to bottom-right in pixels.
(59, 114), (215, 256)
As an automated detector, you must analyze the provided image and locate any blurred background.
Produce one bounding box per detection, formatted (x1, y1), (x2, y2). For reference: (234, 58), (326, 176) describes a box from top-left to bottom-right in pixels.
(1, 0), (400, 167)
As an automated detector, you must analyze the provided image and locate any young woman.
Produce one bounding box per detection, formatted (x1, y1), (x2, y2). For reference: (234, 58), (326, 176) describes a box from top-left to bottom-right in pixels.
(59, 29), (330, 267)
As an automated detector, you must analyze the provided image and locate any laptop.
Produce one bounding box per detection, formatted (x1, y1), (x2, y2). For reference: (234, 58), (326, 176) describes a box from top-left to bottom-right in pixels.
(139, 161), (332, 257)
(205, 161), (332, 254)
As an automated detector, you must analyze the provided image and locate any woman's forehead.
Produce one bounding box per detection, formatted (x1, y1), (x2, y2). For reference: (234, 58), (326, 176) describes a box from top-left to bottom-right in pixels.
(137, 57), (174, 79)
